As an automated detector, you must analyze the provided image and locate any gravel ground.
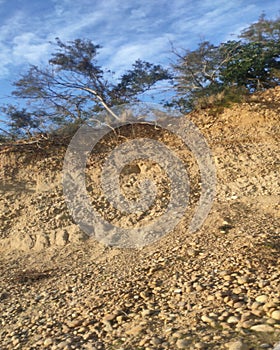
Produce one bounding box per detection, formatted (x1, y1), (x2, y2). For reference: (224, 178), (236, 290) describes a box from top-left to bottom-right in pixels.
(0, 87), (279, 349)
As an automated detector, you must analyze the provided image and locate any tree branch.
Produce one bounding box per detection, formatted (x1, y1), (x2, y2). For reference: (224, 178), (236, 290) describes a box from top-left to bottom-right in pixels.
(79, 87), (120, 120)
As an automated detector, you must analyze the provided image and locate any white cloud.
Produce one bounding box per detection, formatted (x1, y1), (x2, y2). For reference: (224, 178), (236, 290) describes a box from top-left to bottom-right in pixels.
(0, 48), (11, 77)
(0, 0), (279, 85)
(12, 32), (50, 64)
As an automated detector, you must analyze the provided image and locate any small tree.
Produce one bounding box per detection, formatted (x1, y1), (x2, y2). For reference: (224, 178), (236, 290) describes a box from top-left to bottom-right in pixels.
(170, 14), (280, 112)
(170, 41), (239, 111)
(0, 105), (44, 138)
(240, 13), (280, 44)
(220, 40), (280, 91)
(8, 38), (170, 135)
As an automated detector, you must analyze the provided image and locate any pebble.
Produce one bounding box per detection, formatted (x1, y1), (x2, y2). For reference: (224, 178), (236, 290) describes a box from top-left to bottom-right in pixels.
(84, 345), (98, 350)
(176, 339), (190, 349)
(271, 310), (280, 321)
(102, 313), (117, 322)
(223, 274), (233, 281)
(141, 309), (153, 317)
(266, 318), (276, 325)
(174, 288), (182, 294)
(12, 337), (20, 346)
(201, 315), (213, 324)
(56, 341), (70, 349)
(43, 337), (53, 346)
(66, 319), (83, 328)
(151, 336), (162, 345)
(240, 320), (255, 329)
(227, 316), (239, 324)
(250, 324), (275, 332)
(255, 295), (269, 303)
(232, 287), (243, 294)
(237, 277), (249, 284)
(171, 331), (183, 339)
(251, 302), (262, 310)
(194, 342), (207, 349)
(226, 340), (248, 350)
(263, 302), (277, 312)
(125, 325), (143, 336)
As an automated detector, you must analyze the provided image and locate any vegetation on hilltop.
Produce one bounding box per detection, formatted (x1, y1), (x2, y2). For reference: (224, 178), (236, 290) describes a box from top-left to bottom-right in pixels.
(169, 13), (280, 111)
(0, 14), (279, 140)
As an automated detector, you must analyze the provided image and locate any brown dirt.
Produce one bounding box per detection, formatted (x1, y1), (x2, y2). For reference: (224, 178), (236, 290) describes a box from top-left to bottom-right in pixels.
(0, 87), (279, 350)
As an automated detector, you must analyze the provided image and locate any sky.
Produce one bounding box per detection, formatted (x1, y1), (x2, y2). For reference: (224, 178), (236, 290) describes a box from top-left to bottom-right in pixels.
(0, 0), (279, 106)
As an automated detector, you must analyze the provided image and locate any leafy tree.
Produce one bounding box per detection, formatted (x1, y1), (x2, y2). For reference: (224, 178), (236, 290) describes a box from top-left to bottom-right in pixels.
(114, 60), (171, 103)
(170, 41), (239, 111)
(0, 105), (44, 138)
(0, 126), (15, 142)
(171, 14), (280, 112)
(6, 38), (170, 137)
(237, 14), (280, 87)
(240, 13), (280, 43)
(220, 40), (280, 91)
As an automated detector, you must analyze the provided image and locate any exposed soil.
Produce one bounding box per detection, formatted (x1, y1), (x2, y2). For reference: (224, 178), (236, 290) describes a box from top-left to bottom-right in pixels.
(0, 87), (279, 349)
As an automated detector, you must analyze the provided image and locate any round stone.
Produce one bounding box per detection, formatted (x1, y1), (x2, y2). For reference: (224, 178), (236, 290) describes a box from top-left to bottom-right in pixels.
(194, 342), (207, 349)
(237, 277), (249, 284)
(227, 316), (239, 324)
(250, 324), (274, 332)
(201, 315), (213, 323)
(141, 309), (153, 317)
(43, 338), (53, 346)
(255, 295), (268, 303)
(226, 340), (248, 350)
(176, 339), (190, 349)
(271, 310), (280, 321)
(151, 336), (162, 345)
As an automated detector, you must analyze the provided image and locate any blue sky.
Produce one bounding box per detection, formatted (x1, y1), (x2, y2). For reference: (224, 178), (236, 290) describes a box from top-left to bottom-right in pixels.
(0, 0), (279, 104)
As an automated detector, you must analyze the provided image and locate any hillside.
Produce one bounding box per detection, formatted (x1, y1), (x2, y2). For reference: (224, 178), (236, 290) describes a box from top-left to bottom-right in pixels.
(0, 87), (279, 350)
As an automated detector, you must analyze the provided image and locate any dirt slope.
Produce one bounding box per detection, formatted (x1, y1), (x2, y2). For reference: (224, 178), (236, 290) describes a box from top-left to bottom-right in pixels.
(0, 87), (279, 349)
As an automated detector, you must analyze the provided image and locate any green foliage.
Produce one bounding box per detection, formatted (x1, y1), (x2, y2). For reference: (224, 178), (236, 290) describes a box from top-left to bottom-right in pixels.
(193, 86), (248, 111)
(49, 38), (103, 77)
(0, 132), (12, 143)
(171, 14), (280, 112)
(2, 14), (280, 138)
(171, 41), (223, 110)
(5, 38), (170, 139)
(48, 119), (84, 139)
(239, 13), (280, 43)
(112, 59), (171, 103)
(220, 40), (280, 91)
(0, 105), (43, 138)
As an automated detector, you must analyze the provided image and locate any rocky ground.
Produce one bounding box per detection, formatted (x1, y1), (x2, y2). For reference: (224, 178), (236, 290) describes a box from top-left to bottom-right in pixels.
(0, 87), (279, 349)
